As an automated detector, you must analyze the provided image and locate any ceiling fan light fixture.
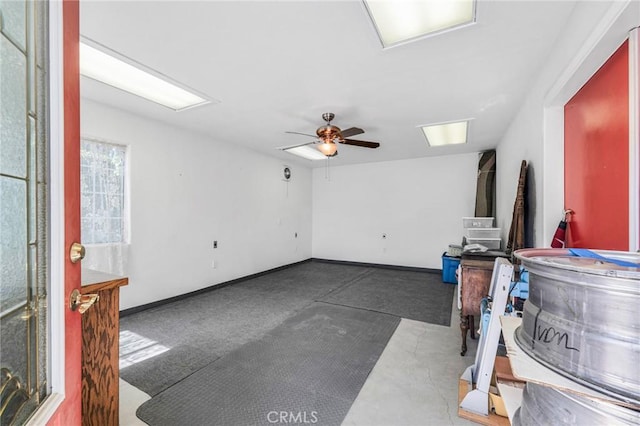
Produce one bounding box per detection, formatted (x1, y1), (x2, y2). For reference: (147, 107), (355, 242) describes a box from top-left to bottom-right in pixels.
(283, 113), (379, 158)
(421, 120), (469, 147)
(364, 0), (476, 48)
(317, 142), (338, 157)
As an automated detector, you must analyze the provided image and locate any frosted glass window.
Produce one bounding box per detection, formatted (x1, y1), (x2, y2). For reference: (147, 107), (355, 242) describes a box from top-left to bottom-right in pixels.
(0, 0), (26, 49)
(0, 1), (50, 417)
(0, 34), (27, 178)
(81, 140), (127, 244)
(0, 176), (27, 312)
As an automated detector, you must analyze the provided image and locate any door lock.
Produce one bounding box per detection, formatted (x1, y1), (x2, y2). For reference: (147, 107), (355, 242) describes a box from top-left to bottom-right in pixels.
(69, 289), (99, 314)
(70, 242), (85, 263)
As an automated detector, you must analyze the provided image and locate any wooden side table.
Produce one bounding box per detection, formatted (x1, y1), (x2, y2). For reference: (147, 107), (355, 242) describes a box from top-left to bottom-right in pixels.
(459, 252), (506, 355)
(81, 269), (128, 426)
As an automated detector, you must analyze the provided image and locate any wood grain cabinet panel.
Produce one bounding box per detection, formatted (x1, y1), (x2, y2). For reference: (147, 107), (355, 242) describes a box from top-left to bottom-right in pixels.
(461, 264), (493, 316)
(81, 271), (128, 426)
(459, 255), (503, 356)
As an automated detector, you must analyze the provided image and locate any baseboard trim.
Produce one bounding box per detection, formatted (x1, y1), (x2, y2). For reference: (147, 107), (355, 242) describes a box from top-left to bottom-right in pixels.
(310, 258), (441, 274)
(119, 258), (312, 317)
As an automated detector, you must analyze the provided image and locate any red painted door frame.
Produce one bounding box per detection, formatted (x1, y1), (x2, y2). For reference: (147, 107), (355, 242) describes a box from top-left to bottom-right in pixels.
(47, 1), (82, 424)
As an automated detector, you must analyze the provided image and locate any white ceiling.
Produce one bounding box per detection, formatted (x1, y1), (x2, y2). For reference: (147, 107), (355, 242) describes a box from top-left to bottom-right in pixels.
(80, 1), (577, 168)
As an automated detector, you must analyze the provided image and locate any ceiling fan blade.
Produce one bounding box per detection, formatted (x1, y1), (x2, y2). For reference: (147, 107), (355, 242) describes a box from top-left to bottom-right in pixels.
(275, 140), (316, 150)
(285, 131), (317, 138)
(340, 127), (364, 138)
(340, 139), (380, 148)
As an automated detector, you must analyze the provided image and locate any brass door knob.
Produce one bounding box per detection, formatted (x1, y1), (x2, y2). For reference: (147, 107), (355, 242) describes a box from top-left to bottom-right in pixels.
(69, 242), (85, 263)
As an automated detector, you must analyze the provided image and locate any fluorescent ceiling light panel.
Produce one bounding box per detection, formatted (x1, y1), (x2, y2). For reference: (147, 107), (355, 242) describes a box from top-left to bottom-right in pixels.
(284, 145), (327, 160)
(80, 40), (213, 111)
(421, 120), (469, 146)
(364, 0), (476, 47)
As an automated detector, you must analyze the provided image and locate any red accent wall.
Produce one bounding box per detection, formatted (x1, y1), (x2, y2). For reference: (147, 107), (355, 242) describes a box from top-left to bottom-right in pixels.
(564, 40), (629, 250)
(48, 1), (82, 424)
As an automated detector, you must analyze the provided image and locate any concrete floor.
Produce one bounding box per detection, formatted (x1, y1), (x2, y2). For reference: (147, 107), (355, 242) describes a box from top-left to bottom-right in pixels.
(119, 380), (149, 426)
(119, 286), (478, 426)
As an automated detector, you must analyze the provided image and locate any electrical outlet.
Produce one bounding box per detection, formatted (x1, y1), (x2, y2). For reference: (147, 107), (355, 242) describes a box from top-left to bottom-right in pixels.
(213, 240), (218, 249)
(211, 260), (216, 268)
(295, 232), (298, 238)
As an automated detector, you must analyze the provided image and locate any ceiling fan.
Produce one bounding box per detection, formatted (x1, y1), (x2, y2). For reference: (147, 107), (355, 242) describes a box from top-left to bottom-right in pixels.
(284, 113), (380, 157)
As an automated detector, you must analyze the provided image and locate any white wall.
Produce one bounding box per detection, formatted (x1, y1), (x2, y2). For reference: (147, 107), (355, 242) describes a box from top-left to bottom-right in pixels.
(80, 1), (640, 310)
(495, 0), (638, 247)
(81, 100), (312, 310)
(312, 153), (479, 269)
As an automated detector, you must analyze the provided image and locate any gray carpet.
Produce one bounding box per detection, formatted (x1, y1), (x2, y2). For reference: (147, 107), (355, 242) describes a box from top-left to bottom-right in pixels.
(137, 302), (400, 426)
(318, 268), (455, 326)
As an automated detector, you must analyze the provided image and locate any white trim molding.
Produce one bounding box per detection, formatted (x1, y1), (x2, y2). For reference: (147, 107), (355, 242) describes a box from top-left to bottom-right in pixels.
(29, 1), (66, 424)
(628, 27), (639, 251)
(49, 0), (66, 402)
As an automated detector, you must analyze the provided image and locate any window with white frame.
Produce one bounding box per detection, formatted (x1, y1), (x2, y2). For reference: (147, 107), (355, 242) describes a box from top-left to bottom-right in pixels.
(80, 139), (128, 244)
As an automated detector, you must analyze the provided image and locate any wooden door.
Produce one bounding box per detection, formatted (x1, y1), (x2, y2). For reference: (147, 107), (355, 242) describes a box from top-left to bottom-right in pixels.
(564, 40), (629, 250)
(47, 1), (83, 424)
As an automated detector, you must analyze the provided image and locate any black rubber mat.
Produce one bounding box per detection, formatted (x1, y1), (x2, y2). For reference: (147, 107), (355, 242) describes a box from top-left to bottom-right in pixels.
(318, 268), (455, 326)
(119, 261), (371, 395)
(120, 344), (217, 397)
(137, 302), (400, 426)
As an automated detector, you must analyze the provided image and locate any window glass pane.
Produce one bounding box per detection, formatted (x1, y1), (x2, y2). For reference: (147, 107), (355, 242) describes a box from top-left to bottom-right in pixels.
(0, 0), (26, 49)
(0, 176), (27, 312)
(1, 1), (49, 418)
(0, 312), (29, 390)
(95, 194), (106, 212)
(81, 219), (94, 244)
(94, 217), (107, 242)
(80, 165), (92, 193)
(80, 140), (127, 244)
(109, 219), (123, 243)
(81, 194), (93, 219)
(0, 34), (27, 178)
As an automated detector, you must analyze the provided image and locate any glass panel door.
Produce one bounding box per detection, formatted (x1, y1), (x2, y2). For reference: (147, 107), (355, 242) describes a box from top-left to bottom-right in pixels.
(0, 1), (50, 424)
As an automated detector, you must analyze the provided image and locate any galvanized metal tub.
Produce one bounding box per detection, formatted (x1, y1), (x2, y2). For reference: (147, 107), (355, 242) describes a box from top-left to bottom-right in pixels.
(513, 382), (640, 426)
(513, 248), (640, 405)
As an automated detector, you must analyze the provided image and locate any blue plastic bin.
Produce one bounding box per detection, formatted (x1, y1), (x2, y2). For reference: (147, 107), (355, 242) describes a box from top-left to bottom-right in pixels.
(442, 253), (460, 284)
